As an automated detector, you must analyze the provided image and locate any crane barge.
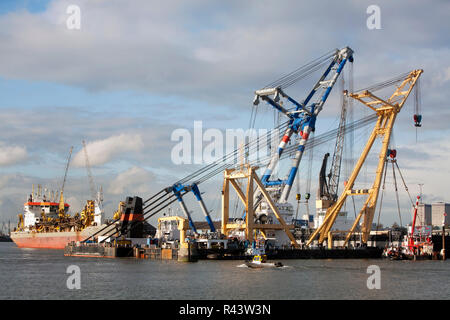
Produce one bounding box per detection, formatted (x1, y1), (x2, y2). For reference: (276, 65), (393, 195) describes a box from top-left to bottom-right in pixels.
(67, 50), (432, 261)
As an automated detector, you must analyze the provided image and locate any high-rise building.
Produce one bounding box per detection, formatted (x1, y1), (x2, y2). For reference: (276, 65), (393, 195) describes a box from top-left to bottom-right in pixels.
(431, 202), (450, 227)
(416, 203), (432, 226)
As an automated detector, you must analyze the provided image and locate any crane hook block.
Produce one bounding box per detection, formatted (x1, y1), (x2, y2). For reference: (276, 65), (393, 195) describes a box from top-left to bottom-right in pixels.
(387, 149), (397, 159)
(413, 114), (422, 127)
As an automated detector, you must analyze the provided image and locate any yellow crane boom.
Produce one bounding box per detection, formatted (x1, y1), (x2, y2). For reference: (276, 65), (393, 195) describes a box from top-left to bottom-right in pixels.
(307, 69), (423, 246)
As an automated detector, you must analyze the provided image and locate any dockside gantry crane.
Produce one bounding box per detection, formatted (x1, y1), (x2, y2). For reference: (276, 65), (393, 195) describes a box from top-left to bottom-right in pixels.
(307, 69), (423, 246)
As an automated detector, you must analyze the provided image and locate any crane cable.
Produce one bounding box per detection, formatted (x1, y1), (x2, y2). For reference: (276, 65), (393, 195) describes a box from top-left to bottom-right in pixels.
(374, 158), (418, 235)
(264, 49), (336, 89)
(305, 132), (314, 215)
(88, 114), (377, 241)
(180, 50), (339, 187)
(392, 161), (403, 227)
(87, 113), (376, 241)
(354, 71), (411, 93)
(394, 161), (415, 207)
(376, 160), (389, 233)
(394, 160), (424, 227)
(194, 113), (377, 186)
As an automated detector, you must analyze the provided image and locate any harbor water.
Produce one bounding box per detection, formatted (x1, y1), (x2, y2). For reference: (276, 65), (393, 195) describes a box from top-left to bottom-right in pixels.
(1, 242), (449, 300)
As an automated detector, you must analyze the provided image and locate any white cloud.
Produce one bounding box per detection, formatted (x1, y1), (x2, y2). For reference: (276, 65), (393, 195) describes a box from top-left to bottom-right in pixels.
(108, 166), (154, 195)
(0, 0), (450, 228)
(441, 66), (450, 82)
(0, 142), (27, 166)
(0, 0), (448, 113)
(72, 133), (144, 167)
(395, 140), (450, 203)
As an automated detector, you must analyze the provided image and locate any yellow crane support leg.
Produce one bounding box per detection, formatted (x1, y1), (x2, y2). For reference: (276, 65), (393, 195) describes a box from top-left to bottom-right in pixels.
(308, 116), (381, 245)
(221, 165), (299, 248)
(343, 198), (370, 245)
(252, 170), (299, 248)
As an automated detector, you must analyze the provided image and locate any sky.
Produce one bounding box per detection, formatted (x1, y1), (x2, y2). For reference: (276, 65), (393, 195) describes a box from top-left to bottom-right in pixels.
(0, 0), (449, 229)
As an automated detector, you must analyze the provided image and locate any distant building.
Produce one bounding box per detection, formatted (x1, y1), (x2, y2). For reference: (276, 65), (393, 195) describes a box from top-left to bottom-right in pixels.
(193, 221), (222, 233)
(314, 210), (353, 231)
(431, 202), (450, 227)
(416, 203), (432, 226)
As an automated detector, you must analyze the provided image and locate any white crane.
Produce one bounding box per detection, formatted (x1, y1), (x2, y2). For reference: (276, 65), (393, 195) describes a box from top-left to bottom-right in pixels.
(82, 140), (103, 225)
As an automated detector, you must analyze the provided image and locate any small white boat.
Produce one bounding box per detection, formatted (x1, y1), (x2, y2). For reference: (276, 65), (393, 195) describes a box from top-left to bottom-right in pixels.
(244, 254), (283, 268)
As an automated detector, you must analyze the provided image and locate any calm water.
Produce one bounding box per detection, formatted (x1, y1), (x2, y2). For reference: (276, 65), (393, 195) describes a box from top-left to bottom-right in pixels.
(0, 242), (449, 300)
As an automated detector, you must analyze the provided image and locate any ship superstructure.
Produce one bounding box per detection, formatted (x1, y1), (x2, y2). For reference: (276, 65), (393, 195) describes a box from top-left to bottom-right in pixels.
(254, 186), (295, 247)
(21, 185), (68, 228)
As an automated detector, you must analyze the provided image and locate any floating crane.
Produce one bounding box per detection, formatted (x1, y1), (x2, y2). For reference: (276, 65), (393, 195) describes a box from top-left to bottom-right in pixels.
(218, 47), (354, 246)
(85, 48), (378, 244)
(83, 112), (378, 243)
(307, 69), (423, 246)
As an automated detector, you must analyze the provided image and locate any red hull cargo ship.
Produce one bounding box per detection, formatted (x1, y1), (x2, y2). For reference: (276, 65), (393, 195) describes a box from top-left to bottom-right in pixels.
(11, 185), (106, 249)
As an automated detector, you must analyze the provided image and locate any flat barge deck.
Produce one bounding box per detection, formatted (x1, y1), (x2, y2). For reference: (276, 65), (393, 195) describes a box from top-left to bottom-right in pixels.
(64, 242), (383, 260)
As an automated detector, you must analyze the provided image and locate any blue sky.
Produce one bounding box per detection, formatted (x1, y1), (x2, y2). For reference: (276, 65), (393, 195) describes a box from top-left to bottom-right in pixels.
(0, 0), (449, 229)
(0, 0), (50, 15)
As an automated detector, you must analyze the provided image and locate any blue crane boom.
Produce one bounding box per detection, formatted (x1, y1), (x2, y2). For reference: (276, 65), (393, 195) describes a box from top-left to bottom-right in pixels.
(166, 183), (216, 233)
(254, 47), (353, 203)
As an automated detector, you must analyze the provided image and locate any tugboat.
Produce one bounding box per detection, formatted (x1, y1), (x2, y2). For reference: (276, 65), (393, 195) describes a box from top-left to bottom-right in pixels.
(383, 196), (433, 260)
(383, 245), (409, 260)
(244, 247), (284, 268)
(245, 253), (284, 268)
